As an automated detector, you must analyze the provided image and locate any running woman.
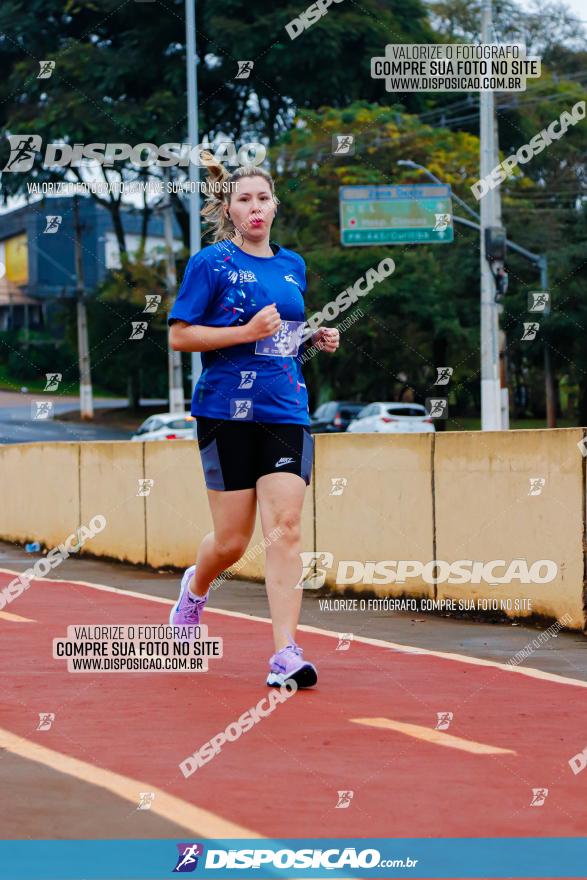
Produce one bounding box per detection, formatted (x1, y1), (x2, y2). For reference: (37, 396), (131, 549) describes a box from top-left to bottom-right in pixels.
(167, 153), (339, 689)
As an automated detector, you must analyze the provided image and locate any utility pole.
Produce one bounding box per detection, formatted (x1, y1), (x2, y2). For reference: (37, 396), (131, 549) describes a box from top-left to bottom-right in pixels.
(397, 159), (552, 429)
(72, 195), (93, 420)
(541, 256), (556, 427)
(186, 0), (203, 390)
(479, 0), (502, 430)
(492, 113), (509, 429)
(164, 177), (185, 414)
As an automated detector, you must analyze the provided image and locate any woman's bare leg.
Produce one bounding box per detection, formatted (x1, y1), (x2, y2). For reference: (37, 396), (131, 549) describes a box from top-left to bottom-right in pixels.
(256, 472), (306, 651)
(189, 488), (257, 597)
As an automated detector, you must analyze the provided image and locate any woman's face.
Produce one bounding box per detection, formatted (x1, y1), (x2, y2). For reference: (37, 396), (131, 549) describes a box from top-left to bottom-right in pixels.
(227, 176), (276, 242)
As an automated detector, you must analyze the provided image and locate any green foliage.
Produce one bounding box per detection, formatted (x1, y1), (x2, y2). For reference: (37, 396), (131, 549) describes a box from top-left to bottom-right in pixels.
(272, 103), (482, 409)
(269, 92), (586, 419)
(0, 0), (585, 419)
(76, 260), (179, 403)
(5, 341), (77, 383)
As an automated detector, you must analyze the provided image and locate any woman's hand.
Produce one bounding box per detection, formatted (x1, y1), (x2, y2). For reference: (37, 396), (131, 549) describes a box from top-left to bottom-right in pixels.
(312, 327), (340, 353)
(243, 304), (281, 342)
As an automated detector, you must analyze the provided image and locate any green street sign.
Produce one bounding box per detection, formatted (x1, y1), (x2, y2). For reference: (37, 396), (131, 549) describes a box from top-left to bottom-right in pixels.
(339, 184), (454, 246)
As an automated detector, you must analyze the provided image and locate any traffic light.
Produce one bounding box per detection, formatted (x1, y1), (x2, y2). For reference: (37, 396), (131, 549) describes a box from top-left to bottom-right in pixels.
(485, 226), (507, 261)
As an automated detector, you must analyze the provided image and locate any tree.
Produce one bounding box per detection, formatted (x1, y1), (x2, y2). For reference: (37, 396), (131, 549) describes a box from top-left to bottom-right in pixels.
(428, 0), (586, 59)
(271, 98), (586, 422)
(272, 102), (482, 412)
(77, 259), (172, 408)
(0, 0), (441, 252)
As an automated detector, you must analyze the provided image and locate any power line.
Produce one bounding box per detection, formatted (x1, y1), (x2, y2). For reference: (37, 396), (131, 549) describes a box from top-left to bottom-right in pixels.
(411, 79), (587, 130)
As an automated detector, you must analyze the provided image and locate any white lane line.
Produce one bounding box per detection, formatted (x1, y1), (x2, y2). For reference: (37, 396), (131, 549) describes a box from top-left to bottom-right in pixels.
(352, 717), (517, 755)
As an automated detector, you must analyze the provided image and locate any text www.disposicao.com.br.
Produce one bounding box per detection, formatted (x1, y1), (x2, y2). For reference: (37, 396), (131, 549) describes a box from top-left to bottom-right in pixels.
(70, 657), (201, 671)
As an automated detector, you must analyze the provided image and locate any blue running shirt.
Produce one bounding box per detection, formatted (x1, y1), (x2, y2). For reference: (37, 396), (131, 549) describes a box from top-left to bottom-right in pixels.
(168, 239), (310, 425)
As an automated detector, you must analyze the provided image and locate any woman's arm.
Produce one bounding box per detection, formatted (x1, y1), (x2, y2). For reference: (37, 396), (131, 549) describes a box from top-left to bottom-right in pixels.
(170, 320), (250, 353)
(169, 304), (282, 353)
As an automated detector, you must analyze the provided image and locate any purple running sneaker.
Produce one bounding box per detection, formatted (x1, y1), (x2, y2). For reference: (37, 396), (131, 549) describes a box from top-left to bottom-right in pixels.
(266, 641), (317, 689)
(169, 565), (208, 626)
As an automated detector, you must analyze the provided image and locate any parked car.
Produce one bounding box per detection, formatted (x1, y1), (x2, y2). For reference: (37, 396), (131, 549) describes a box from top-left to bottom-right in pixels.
(131, 412), (195, 441)
(346, 402), (435, 434)
(310, 401), (366, 433)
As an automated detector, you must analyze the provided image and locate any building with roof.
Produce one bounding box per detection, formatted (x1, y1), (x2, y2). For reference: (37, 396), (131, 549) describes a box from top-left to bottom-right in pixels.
(0, 195), (184, 333)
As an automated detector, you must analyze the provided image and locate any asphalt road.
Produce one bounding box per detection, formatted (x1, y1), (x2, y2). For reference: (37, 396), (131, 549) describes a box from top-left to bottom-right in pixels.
(0, 391), (134, 443)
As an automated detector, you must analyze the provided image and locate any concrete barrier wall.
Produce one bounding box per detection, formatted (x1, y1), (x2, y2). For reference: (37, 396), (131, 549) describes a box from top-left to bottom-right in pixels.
(1, 429), (585, 630)
(434, 428), (586, 629)
(314, 433), (435, 597)
(0, 442), (80, 547)
(79, 442), (146, 565)
(145, 440), (210, 570)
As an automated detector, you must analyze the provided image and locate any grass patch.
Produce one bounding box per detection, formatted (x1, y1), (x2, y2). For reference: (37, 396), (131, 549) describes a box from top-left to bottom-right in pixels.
(0, 364), (119, 397)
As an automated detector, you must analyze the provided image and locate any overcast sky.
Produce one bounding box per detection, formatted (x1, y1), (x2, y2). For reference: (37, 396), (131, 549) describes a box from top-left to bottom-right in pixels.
(530, 0), (587, 24)
(561, 0), (587, 21)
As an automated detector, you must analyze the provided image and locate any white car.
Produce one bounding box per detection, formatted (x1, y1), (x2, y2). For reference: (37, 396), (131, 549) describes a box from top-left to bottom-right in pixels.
(346, 402), (436, 434)
(131, 412), (196, 441)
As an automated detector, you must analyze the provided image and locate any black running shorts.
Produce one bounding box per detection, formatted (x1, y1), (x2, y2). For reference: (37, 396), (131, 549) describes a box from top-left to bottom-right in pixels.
(196, 417), (314, 491)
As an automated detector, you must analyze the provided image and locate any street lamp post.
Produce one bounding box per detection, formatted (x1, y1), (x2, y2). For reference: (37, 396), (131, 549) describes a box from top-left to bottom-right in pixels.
(163, 171), (185, 414)
(72, 195), (93, 419)
(479, 0), (502, 430)
(185, 0), (202, 389)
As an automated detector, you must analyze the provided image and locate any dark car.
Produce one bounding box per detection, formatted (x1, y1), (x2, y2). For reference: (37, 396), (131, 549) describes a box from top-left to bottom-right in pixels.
(310, 401), (366, 433)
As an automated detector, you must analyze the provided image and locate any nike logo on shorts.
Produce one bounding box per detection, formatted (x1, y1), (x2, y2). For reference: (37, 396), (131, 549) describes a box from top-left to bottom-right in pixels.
(275, 457), (295, 467)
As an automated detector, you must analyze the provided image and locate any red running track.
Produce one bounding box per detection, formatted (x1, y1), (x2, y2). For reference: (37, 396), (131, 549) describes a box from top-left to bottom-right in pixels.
(1, 571), (586, 856)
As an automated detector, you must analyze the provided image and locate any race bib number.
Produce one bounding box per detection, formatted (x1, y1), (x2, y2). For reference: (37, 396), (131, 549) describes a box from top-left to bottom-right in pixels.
(255, 320), (306, 357)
